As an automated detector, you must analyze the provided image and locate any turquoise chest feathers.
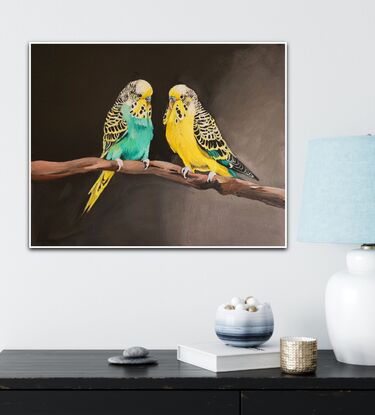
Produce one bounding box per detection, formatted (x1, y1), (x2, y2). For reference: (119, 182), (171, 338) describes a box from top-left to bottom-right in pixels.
(106, 104), (153, 161)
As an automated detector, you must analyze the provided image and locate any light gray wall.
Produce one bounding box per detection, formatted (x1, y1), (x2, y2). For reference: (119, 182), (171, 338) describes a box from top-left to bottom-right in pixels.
(0, 0), (374, 349)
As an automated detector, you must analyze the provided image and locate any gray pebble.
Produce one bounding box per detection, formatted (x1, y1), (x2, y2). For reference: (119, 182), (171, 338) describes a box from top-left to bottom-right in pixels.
(123, 346), (149, 358)
(108, 356), (157, 365)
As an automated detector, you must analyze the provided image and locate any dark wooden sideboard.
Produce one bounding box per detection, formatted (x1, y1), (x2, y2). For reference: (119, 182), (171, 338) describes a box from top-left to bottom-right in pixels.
(0, 350), (375, 414)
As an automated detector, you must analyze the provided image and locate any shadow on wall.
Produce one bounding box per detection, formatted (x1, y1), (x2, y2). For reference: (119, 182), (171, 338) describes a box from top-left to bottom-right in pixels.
(31, 43), (285, 247)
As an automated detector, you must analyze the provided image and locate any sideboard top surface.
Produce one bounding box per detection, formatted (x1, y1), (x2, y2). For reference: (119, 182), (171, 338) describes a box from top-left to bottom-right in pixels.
(0, 350), (374, 390)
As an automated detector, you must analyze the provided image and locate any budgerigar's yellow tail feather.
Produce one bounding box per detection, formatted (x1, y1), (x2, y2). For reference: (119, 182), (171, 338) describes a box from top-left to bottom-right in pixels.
(83, 170), (115, 214)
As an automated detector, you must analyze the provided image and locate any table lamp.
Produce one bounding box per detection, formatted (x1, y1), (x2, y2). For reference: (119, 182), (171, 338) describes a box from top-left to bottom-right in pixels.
(299, 135), (375, 365)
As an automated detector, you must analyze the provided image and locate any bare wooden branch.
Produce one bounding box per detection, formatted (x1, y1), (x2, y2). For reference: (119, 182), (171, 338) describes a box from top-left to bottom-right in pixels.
(31, 158), (285, 209)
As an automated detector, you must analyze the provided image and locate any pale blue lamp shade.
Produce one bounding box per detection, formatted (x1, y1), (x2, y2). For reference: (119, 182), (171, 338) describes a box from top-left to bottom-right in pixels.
(299, 136), (375, 244)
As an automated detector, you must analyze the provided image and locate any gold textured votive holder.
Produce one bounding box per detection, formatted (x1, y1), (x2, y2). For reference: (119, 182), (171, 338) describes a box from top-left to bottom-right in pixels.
(280, 337), (317, 375)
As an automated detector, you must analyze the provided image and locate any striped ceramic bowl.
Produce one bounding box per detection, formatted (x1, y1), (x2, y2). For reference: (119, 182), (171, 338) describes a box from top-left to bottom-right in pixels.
(215, 303), (274, 347)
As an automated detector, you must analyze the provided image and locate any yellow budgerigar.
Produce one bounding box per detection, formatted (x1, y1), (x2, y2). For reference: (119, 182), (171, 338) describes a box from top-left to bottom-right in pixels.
(163, 84), (259, 182)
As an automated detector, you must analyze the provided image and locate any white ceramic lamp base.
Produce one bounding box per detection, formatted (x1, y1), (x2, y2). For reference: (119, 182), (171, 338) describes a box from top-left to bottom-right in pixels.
(326, 246), (375, 365)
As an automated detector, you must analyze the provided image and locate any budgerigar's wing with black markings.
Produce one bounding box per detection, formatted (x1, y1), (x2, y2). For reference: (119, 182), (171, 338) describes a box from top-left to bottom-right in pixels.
(101, 105), (128, 158)
(193, 103), (259, 180)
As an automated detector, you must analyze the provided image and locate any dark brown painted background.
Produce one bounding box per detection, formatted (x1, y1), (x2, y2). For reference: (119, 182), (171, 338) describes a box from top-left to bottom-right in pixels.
(31, 44), (285, 246)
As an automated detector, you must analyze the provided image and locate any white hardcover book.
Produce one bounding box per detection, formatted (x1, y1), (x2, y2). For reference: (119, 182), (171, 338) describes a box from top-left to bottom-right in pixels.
(177, 341), (280, 372)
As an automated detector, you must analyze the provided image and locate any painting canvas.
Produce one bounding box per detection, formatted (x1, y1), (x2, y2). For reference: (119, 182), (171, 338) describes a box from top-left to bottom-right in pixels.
(30, 43), (286, 248)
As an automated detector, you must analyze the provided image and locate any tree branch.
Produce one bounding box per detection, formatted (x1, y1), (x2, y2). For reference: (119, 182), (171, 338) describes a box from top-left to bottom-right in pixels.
(31, 158), (285, 209)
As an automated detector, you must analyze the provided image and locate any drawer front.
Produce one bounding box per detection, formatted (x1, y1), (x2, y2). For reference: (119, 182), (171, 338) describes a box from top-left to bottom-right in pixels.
(242, 391), (375, 415)
(0, 390), (238, 415)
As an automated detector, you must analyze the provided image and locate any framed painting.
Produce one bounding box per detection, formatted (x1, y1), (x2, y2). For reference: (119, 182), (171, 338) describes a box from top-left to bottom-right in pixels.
(29, 42), (287, 248)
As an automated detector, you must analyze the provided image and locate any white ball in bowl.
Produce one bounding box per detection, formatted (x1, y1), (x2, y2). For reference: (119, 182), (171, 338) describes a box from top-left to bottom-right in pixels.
(231, 297), (244, 306)
(235, 303), (247, 311)
(245, 296), (259, 307)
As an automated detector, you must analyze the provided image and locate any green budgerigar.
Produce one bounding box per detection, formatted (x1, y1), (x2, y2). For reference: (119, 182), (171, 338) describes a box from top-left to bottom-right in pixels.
(83, 79), (154, 213)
